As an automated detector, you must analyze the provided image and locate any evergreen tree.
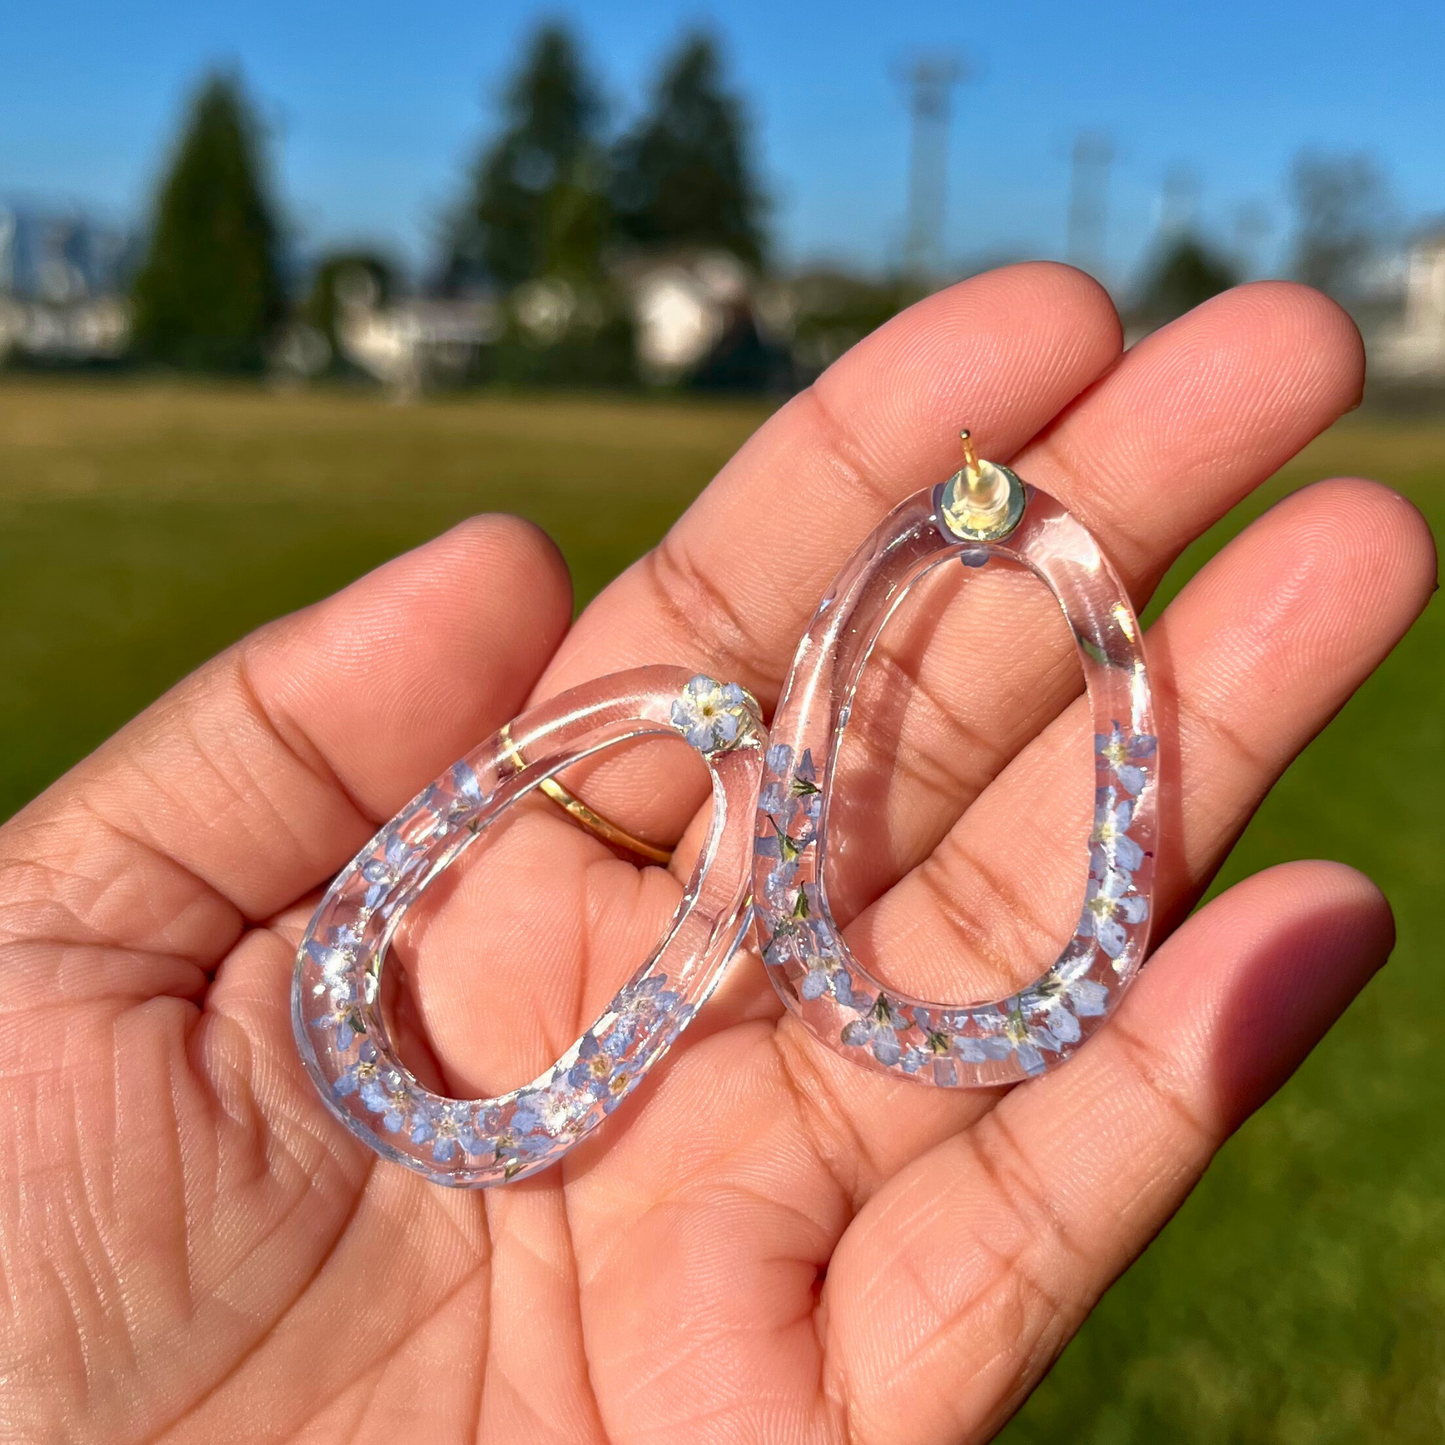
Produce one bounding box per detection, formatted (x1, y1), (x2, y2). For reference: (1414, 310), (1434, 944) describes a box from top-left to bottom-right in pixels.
(1134, 234), (1237, 329)
(449, 24), (607, 290)
(130, 73), (286, 372)
(612, 33), (767, 266)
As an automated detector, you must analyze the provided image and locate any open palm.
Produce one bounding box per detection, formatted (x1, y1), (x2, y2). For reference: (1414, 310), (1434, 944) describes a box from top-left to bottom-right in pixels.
(1, 266), (1435, 1444)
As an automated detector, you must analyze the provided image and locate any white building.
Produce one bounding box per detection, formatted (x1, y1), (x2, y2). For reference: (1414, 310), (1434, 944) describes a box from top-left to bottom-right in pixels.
(612, 249), (751, 382)
(0, 204), (132, 363)
(1371, 229), (1445, 380)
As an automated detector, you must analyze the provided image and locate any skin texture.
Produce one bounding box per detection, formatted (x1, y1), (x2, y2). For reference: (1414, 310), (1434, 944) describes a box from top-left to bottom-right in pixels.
(0, 264), (1437, 1445)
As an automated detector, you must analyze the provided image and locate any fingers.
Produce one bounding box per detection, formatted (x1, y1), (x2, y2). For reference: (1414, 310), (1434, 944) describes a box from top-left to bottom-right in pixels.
(1021, 280), (1364, 593)
(543, 262), (1123, 703)
(0, 516), (573, 965)
(511, 266), (1123, 845)
(824, 282), (1367, 917)
(822, 860), (1395, 1445)
(863, 475), (1436, 998)
(773, 472), (1434, 1193)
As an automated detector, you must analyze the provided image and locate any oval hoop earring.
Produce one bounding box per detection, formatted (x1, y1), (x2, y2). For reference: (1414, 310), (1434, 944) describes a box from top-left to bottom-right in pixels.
(294, 666), (764, 1186)
(754, 432), (1159, 1088)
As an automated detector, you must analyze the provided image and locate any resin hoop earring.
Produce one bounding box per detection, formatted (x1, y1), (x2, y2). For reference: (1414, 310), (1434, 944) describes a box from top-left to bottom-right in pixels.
(754, 433), (1158, 1088)
(295, 666), (764, 1186)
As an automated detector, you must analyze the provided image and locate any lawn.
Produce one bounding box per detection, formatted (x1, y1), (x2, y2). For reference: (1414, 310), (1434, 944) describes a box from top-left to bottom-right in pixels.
(1, 378), (1441, 1440)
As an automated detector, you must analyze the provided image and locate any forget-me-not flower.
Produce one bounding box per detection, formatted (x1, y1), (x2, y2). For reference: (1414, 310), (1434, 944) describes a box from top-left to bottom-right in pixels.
(671, 676), (751, 753)
(1091, 785), (1145, 877)
(1025, 968), (1110, 1046)
(1095, 724), (1158, 796)
(957, 1002), (1064, 1076)
(1079, 866), (1149, 959)
(841, 992), (908, 1067)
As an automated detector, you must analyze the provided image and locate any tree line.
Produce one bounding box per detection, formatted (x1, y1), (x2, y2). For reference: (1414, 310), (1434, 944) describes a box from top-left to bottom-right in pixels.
(130, 23), (767, 379)
(122, 19), (1400, 383)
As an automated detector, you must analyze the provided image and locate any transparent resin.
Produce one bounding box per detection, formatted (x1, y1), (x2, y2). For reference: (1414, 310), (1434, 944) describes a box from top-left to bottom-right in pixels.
(294, 667), (764, 1186)
(754, 480), (1158, 1088)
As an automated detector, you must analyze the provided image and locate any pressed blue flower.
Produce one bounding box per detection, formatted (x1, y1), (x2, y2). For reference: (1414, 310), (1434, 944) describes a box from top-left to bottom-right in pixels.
(1091, 786), (1145, 876)
(755, 818), (811, 867)
(312, 981), (365, 1052)
(332, 1039), (379, 1098)
(425, 761), (489, 837)
(361, 828), (409, 886)
(954, 1033), (1000, 1064)
(327, 920), (365, 951)
(451, 759), (487, 811)
(779, 882), (827, 950)
(758, 780), (795, 828)
(900, 1016), (955, 1074)
(762, 924), (798, 968)
(606, 1008), (644, 1054)
(841, 993), (908, 1067)
(765, 742), (794, 778)
(757, 816), (815, 911)
(760, 857), (800, 913)
(362, 1066), (411, 1133)
(455, 1109), (488, 1156)
(567, 1022), (637, 1103)
(1026, 969), (1109, 1046)
(793, 923), (848, 1001)
(511, 1084), (587, 1141)
(963, 1001), (1064, 1076)
(308, 919), (365, 981)
(670, 675), (750, 753)
(791, 747), (821, 794)
(306, 935), (356, 984)
(509, 1092), (551, 1139)
(787, 761), (821, 821)
(409, 1099), (483, 1162)
(1095, 724), (1158, 796)
(1079, 867), (1149, 959)
(800, 961), (831, 1000)
(360, 830), (414, 911)
(798, 902), (839, 959)
(617, 975), (682, 1037)
(803, 959), (855, 1005)
(509, 1085), (593, 1150)
(358, 1068), (392, 1116)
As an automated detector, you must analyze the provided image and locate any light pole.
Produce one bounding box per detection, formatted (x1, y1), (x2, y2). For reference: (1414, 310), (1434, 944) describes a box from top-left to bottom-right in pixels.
(1066, 129), (1115, 284)
(896, 53), (969, 280)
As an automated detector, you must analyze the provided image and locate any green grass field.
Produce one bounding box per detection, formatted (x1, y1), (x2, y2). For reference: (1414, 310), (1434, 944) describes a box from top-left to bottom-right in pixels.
(1, 379), (1441, 1440)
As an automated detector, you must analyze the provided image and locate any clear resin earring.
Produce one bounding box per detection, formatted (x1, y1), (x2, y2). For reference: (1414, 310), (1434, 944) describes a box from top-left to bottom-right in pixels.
(294, 667), (764, 1186)
(754, 432), (1158, 1087)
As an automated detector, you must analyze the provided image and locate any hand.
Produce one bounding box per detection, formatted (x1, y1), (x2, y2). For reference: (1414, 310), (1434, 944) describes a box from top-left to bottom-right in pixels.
(0, 266), (1433, 1445)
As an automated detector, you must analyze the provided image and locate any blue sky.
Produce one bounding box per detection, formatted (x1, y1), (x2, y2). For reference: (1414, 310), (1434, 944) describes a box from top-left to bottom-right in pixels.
(5, 0), (1444, 288)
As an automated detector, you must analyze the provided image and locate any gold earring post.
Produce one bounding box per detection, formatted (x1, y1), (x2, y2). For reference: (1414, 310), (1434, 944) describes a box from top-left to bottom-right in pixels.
(939, 425), (1027, 542)
(958, 428), (1004, 509)
(959, 428), (980, 476)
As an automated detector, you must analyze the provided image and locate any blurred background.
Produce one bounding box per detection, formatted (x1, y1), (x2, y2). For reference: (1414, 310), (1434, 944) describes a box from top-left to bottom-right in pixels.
(2, 1), (1442, 1437)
